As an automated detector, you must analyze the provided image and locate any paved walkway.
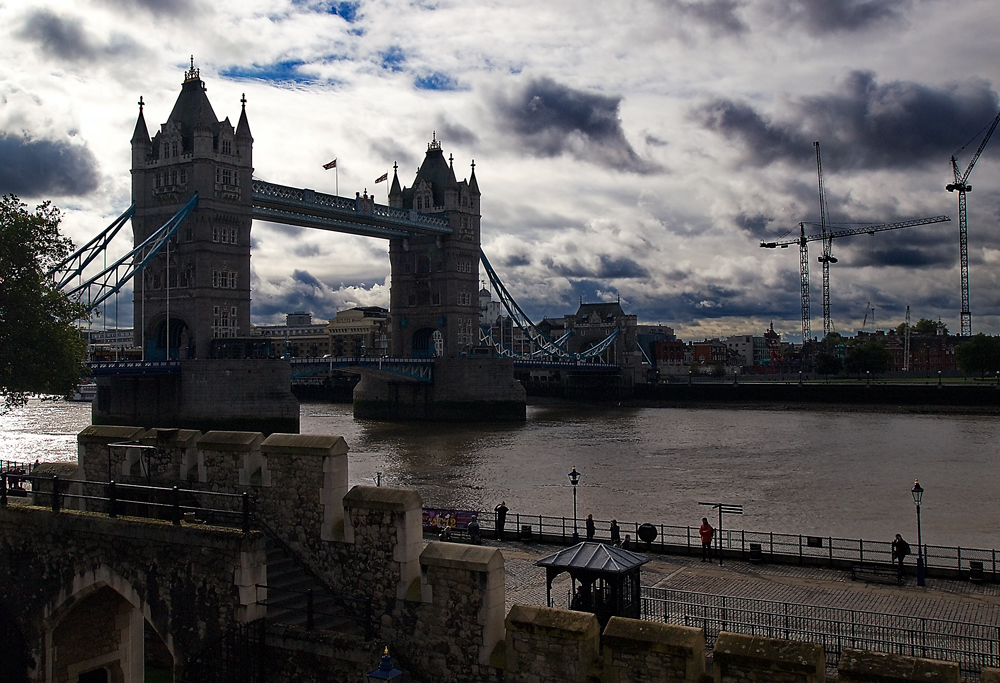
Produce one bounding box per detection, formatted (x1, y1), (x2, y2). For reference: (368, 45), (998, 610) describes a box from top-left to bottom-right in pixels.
(485, 539), (1000, 627)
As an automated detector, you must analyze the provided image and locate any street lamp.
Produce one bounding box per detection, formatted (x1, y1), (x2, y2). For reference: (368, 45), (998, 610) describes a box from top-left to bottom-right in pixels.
(367, 647), (404, 682)
(911, 479), (925, 587)
(568, 466), (581, 542)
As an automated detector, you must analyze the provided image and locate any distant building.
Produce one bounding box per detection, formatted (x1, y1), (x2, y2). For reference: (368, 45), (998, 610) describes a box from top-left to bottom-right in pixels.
(724, 335), (766, 367)
(327, 306), (389, 357)
(252, 312), (329, 358)
(564, 301), (638, 365)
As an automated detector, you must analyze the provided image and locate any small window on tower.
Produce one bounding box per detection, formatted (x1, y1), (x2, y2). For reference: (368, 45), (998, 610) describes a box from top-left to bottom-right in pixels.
(171, 141), (178, 157)
(222, 139), (231, 155)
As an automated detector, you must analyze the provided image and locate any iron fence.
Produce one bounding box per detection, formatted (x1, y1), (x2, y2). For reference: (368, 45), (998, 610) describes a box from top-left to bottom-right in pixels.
(1, 469), (255, 532)
(449, 507), (998, 580)
(641, 587), (1000, 681)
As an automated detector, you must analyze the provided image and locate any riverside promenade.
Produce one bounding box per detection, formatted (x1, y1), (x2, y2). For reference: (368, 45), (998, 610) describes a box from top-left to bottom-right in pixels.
(493, 537), (1000, 623)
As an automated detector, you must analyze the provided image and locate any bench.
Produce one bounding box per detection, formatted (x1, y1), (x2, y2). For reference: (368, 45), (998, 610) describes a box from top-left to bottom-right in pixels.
(851, 562), (904, 585)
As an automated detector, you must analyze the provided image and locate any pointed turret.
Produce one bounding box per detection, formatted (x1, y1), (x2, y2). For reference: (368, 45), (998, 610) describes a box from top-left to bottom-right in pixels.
(469, 159), (479, 195)
(388, 162), (402, 209)
(131, 97), (150, 144)
(236, 93), (252, 140)
(131, 96), (151, 170)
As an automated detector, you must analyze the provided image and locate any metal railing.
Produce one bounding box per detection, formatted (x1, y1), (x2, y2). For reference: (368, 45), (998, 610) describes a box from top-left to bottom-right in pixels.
(641, 588), (1000, 681)
(1, 470), (255, 532)
(437, 507), (998, 580)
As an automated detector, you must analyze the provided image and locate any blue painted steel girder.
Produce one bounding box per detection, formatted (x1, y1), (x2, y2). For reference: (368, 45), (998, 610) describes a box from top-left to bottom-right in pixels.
(251, 180), (452, 239)
(289, 356), (433, 382)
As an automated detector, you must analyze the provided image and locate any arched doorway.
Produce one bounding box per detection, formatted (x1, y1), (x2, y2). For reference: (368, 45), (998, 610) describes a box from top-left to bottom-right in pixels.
(49, 585), (173, 683)
(146, 317), (189, 361)
(411, 328), (444, 359)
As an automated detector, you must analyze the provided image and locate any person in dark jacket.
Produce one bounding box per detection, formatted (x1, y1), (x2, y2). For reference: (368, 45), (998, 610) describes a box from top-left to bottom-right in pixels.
(586, 514), (596, 540)
(892, 533), (911, 578)
(610, 519), (621, 546)
(494, 501), (509, 541)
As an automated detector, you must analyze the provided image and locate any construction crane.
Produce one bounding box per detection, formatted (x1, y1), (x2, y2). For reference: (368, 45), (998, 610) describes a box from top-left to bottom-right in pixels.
(903, 305), (911, 372)
(946, 107), (1000, 336)
(761, 215), (950, 341)
(814, 141), (834, 339)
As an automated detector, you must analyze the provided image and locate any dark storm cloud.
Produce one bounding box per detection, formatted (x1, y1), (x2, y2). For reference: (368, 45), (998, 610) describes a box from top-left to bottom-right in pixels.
(292, 269), (324, 289)
(774, 0), (910, 34)
(97, 0), (194, 16)
(0, 135), (99, 197)
(17, 10), (140, 62)
(502, 253), (531, 268)
(491, 77), (660, 173)
(436, 120), (478, 147)
(734, 212), (773, 239)
(540, 254), (649, 279)
(696, 72), (1000, 170)
(293, 243), (322, 258)
(368, 138), (417, 172)
(663, 0), (748, 36)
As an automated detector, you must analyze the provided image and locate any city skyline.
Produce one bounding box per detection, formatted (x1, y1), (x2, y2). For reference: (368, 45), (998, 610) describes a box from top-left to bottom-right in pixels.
(1, 0), (999, 342)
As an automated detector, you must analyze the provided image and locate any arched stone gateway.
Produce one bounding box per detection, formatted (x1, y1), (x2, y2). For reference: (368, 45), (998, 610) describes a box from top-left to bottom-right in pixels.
(0, 603), (30, 683)
(0, 505), (265, 683)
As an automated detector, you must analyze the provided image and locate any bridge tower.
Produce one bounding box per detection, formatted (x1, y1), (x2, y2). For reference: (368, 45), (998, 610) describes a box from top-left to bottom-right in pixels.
(387, 136), (481, 358)
(130, 60), (253, 360)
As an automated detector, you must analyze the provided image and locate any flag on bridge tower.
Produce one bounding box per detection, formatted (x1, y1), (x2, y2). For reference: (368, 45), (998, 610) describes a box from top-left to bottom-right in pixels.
(323, 159), (337, 169)
(375, 172), (388, 183)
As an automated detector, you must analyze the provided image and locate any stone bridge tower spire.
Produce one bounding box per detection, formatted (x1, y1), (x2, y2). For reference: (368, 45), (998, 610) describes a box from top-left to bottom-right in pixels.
(130, 61), (253, 359)
(387, 135), (482, 358)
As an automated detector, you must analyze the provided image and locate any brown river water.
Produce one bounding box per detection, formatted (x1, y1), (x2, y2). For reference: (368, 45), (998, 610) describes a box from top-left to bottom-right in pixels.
(2, 399), (998, 549)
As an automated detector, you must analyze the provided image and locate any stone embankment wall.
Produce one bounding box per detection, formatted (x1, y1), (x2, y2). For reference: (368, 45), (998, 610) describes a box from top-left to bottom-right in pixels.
(66, 426), (985, 683)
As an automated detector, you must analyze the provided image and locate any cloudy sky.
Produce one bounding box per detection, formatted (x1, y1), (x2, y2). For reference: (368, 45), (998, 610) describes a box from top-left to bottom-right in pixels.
(2, 0), (999, 341)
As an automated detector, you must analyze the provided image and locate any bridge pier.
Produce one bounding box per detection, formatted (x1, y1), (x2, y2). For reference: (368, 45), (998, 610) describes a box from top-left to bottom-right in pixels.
(353, 357), (526, 421)
(93, 359), (300, 434)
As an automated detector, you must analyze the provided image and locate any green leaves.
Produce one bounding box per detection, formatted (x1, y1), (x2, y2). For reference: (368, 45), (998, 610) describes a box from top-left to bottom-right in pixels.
(0, 194), (87, 410)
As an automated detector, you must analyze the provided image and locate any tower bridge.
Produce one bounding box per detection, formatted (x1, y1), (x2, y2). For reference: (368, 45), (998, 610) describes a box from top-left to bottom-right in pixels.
(67, 63), (630, 427)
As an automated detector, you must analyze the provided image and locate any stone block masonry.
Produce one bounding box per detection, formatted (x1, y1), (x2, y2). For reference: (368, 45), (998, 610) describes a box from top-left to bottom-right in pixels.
(503, 604), (601, 683)
(603, 617), (706, 683)
(713, 632), (825, 683)
(838, 648), (961, 683)
(0, 505), (264, 682)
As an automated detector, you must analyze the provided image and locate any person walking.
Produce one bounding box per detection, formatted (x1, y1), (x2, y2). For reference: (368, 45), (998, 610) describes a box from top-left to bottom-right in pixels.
(610, 519), (621, 546)
(468, 515), (481, 545)
(494, 501), (509, 541)
(699, 517), (714, 561)
(892, 533), (911, 580)
(586, 514), (596, 541)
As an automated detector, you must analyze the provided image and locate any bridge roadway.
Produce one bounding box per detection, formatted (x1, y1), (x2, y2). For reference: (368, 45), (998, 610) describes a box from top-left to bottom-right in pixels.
(251, 180), (452, 239)
(289, 356), (622, 382)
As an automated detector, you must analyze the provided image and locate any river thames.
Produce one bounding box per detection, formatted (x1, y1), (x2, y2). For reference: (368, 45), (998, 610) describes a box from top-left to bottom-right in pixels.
(2, 399), (998, 549)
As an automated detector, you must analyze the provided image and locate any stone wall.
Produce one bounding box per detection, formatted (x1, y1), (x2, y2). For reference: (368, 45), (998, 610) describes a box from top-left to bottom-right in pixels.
(503, 604), (602, 683)
(0, 505), (264, 682)
(713, 632), (825, 683)
(602, 617), (705, 683)
(838, 648), (961, 683)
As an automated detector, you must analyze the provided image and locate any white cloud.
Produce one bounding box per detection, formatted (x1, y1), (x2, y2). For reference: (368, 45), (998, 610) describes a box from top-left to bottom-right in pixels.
(2, 0), (998, 341)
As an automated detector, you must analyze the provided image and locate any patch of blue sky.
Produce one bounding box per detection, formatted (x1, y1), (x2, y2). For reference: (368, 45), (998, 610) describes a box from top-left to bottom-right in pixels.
(220, 61), (317, 85)
(414, 72), (461, 91)
(288, 0), (360, 22)
(380, 47), (405, 72)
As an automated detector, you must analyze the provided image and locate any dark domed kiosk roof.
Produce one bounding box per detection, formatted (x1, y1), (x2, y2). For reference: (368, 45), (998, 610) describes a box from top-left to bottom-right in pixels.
(536, 542), (648, 574)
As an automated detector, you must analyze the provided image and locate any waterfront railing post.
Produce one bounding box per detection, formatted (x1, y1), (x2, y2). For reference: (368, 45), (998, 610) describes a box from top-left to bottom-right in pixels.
(242, 492), (250, 533)
(172, 486), (181, 525)
(108, 480), (117, 518)
(51, 475), (60, 513)
(829, 537), (833, 567)
(1, 474), (6, 507)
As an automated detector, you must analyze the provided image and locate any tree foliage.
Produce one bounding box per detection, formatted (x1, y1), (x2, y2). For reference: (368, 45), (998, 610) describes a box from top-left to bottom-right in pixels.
(955, 334), (1000, 377)
(0, 195), (87, 410)
(814, 352), (842, 376)
(895, 318), (947, 336)
(845, 340), (890, 375)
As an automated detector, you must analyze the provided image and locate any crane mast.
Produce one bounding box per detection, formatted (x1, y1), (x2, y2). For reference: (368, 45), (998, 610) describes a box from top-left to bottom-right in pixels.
(814, 141), (836, 338)
(946, 108), (1000, 337)
(799, 223), (811, 341)
(903, 305), (911, 372)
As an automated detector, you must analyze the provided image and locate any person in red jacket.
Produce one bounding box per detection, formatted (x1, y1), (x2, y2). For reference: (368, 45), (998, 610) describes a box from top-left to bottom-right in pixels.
(699, 518), (714, 561)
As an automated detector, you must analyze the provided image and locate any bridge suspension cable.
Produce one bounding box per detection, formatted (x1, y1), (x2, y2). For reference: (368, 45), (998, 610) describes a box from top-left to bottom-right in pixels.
(479, 250), (621, 362)
(49, 203), (135, 289)
(59, 194), (198, 312)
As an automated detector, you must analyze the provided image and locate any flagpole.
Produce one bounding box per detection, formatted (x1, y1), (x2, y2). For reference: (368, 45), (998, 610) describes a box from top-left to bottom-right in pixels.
(336, 165), (339, 197)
